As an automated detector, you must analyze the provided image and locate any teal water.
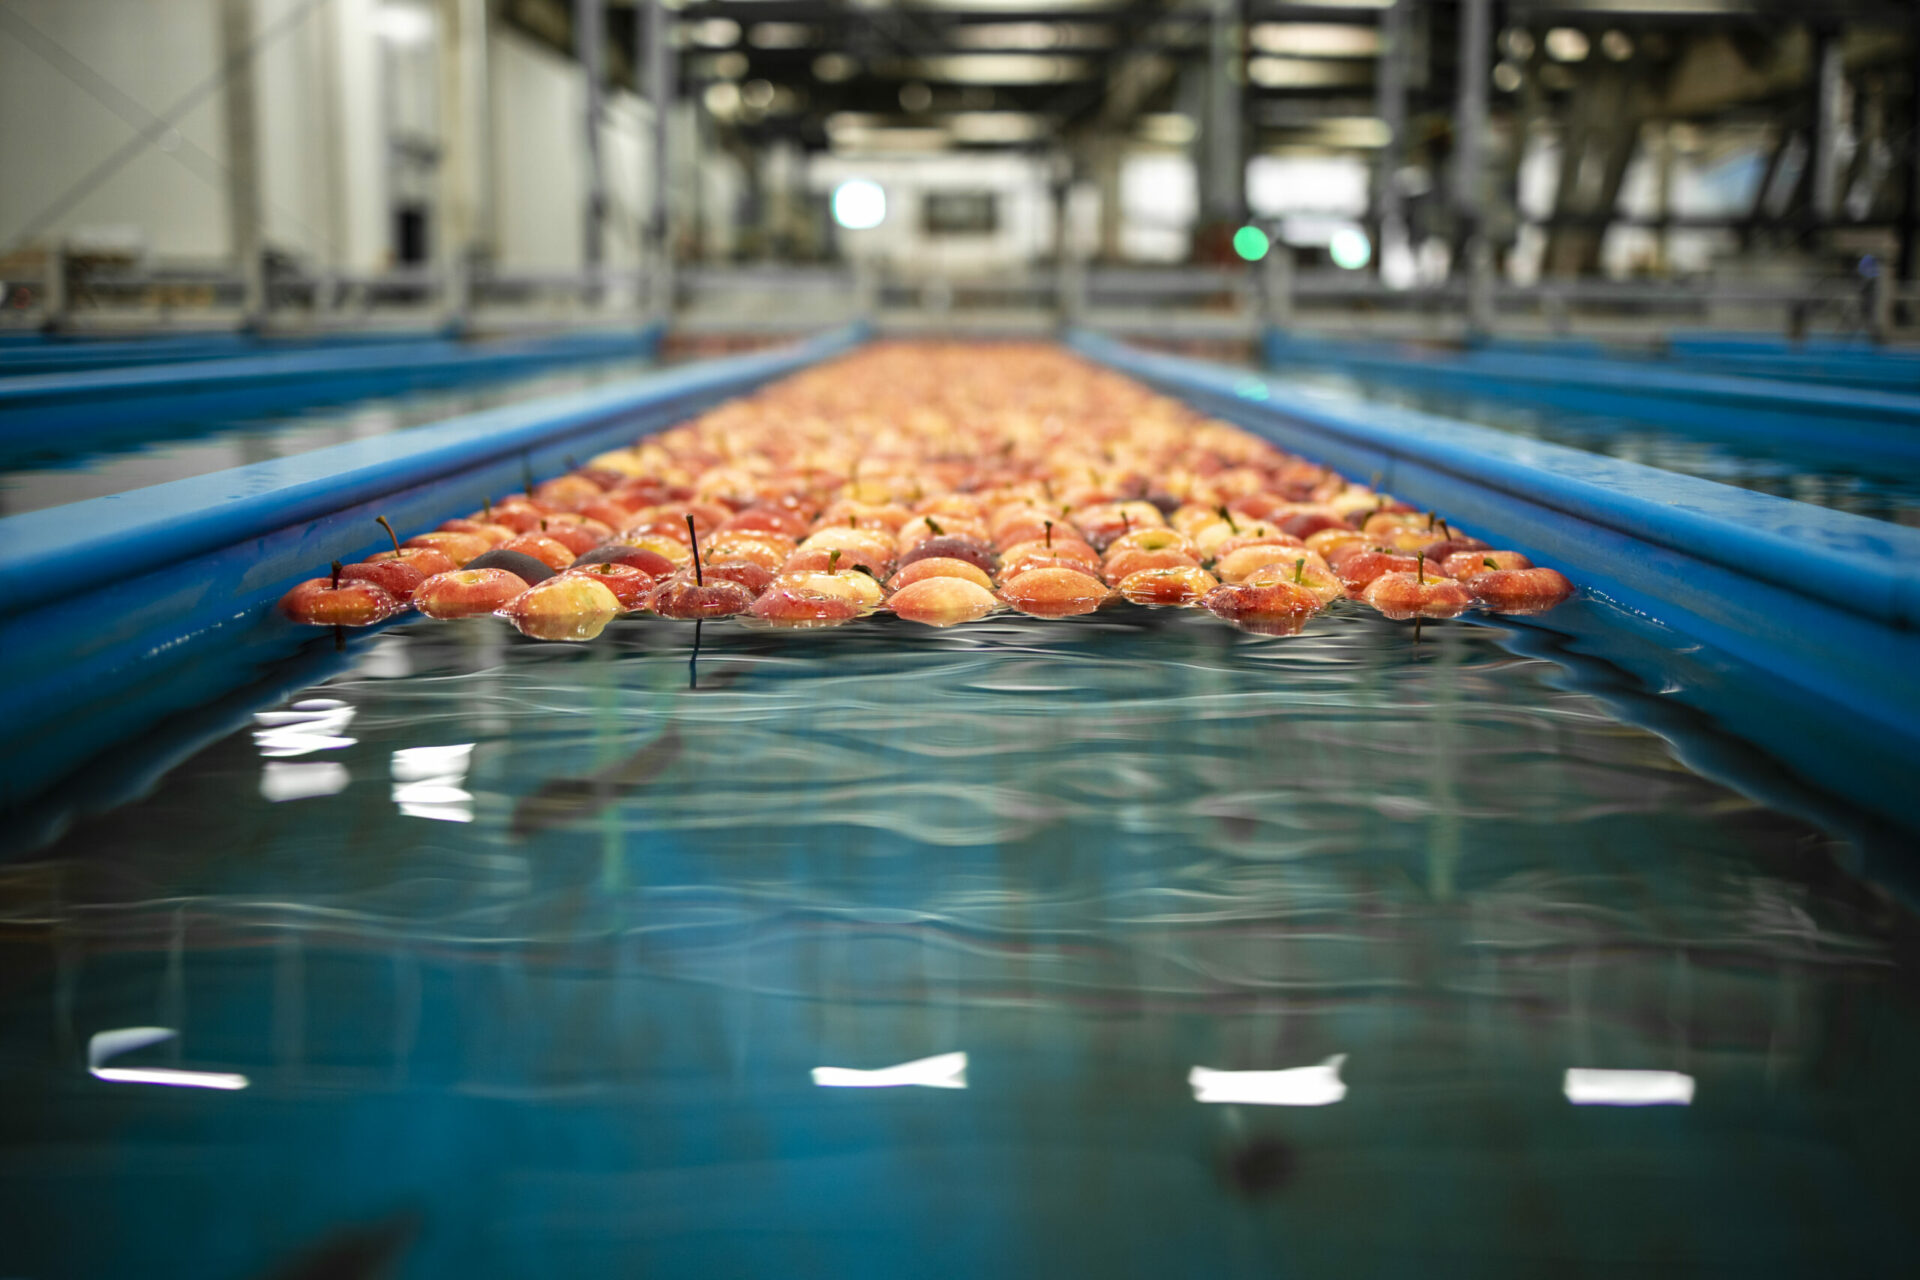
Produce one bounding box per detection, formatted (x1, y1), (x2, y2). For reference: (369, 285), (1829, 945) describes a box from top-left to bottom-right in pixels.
(1270, 366), (1920, 527)
(0, 356), (659, 517)
(3, 600), (1917, 1277)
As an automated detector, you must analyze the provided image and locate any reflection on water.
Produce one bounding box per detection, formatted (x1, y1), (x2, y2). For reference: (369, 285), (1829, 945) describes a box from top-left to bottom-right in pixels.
(0, 357), (658, 516)
(2, 602), (1918, 1276)
(1272, 365), (1920, 526)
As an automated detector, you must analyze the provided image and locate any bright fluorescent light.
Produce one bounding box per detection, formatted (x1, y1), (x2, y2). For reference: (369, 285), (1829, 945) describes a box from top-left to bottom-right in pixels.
(832, 179), (889, 228)
(1189, 1055), (1347, 1106)
(1247, 57), (1372, 89)
(1250, 23), (1380, 58)
(253, 698), (356, 758)
(891, 55), (1093, 84)
(1564, 1068), (1695, 1106)
(946, 112), (1047, 143)
(813, 1051), (968, 1089)
(374, 3), (434, 47)
(88, 1028), (249, 1091)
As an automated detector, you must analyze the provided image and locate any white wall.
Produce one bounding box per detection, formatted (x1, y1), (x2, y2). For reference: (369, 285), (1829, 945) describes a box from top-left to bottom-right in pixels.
(0, 0), (232, 260)
(808, 152), (1055, 276)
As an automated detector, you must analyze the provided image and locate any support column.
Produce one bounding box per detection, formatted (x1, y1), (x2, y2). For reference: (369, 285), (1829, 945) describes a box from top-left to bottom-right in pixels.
(1453, 0), (1492, 333)
(575, 0), (607, 299)
(1812, 27), (1845, 227)
(643, 0), (674, 318)
(220, 0), (265, 324)
(1201, 0), (1244, 230)
(439, 0), (490, 327)
(1372, 0), (1409, 277)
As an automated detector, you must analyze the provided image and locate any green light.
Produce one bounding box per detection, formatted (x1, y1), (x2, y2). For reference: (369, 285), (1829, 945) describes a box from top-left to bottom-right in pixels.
(1232, 225), (1270, 262)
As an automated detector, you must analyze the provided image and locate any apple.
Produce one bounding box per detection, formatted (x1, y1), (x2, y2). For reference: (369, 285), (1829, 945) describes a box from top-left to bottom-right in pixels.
(339, 558), (426, 602)
(499, 574), (622, 641)
(279, 561), (404, 626)
(888, 557), (995, 593)
(403, 530), (490, 567)
(573, 543), (680, 577)
(888, 577), (999, 626)
(649, 571), (754, 619)
(366, 545), (457, 577)
(1000, 567), (1109, 618)
(1363, 571), (1474, 620)
(699, 559), (776, 597)
(1199, 579), (1320, 635)
(1465, 565), (1575, 614)
(1102, 547), (1201, 585)
(500, 533), (578, 572)
(746, 585), (865, 628)
(415, 566), (533, 618)
(1117, 565), (1218, 606)
(464, 548), (556, 583)
(1443, 549), (1531, 579)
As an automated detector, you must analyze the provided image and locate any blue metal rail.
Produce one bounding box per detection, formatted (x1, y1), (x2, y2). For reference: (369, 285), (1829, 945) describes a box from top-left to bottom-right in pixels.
(0, 326), (666, 463)
(1078, 330), (1920, 840)
(1266, 329), (1920, 465)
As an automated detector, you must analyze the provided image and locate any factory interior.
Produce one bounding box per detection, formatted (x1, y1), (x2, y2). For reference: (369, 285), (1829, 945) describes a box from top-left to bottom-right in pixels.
(5, 1), (1920, 1276)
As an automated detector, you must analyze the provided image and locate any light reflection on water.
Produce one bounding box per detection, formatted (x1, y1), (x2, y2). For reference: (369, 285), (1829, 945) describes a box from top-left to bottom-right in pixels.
(1, 602), (1917, 1277)
(1271, 365), (1920, 526)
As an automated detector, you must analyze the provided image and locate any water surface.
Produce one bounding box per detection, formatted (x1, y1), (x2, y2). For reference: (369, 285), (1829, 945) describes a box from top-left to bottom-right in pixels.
(3, 601), (1916, 1276)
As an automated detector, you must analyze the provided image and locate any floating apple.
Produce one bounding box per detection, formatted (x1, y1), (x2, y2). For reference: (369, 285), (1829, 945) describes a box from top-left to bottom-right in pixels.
(465, 547), (556, 584)
(403, 530), (490, 567)
(888, 557), (996, 592)
(280, 561), (406, 626)
(1000, 567), (1109, 618)
(338, 558), (427, 602)
(1465, 563), (1575, 614)
(699, 559), (776, 597)
(888, 577), (999, 627)
(500, 532), (579, 572)
(499, 574), (622, 641)
(747, 585), (866, 628)
(563, 561), (654, 610)
(1199, 579), (1320, 635)
(1118, 565), (1218, 606)
(415, 566), (532, 618)
(572, 543), (679, 577)
(1443, 548), (1531, 579)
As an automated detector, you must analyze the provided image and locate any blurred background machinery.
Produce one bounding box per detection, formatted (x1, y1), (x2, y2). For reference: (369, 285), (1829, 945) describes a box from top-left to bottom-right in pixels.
(3, 0), (1919, 342)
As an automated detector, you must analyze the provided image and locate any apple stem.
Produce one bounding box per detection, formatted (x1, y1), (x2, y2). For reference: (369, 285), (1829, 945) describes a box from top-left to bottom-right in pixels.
(376, 515), (401, 554)
(330, 559), (341, 590)
(1217, 505), (1238, 533)
(1293, 557), (1305, 585)
(1044, 519), (1053, 548)
(847, 513), (856, 529)
(1417, 550), (1426, 584)
(484, 496), (493, 520)
(1121, 512), (1131, 536)
(1484, 556), (1498, 570)
(686, 515), (704, 586)
(926, 516), (943, 536)
(829, 549), (841, 573)
(1427, 511), (1437, 532)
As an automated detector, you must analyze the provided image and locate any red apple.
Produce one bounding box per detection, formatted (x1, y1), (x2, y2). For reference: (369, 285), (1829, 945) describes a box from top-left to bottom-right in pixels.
(415, 567), (532, 619)
(499, 574), (622, 641)
(279, 562), (405, 626)
(339, 558), (426, 602)
(1000, 567), (1109, 618)
(562, 562), (654, 610)
(1466, 566), (1575, 614)
(889, 577), (1000, 626)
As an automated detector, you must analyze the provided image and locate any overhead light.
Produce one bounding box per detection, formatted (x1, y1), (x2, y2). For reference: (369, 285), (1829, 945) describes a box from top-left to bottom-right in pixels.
(1249, 23), (1380, 58)
(814, 53), (858, 83)
(1545, 28), (1590, 62)
(946, 111), (1047, 143)
(1137, 113), (1196, 145)
(900, 81), (935, 112)
(705, 81), (741, 117)
(1563, 1068), (1695, 1106)
(951, 22), (1115, 50)
(1492, 63), (1523, 93)
(1600, 29), (1633, 61)
(832, 179), (888, 229)
(887, 54), (1093, 84)
(1189, 1056), (1348, 1106)
(1329, 227), (1372, 269)
(748, 22), (814, 49)
(374, 2), (434, 47)
(707, 51), (749, 80)
(88, 1028), (249, 1091)
(1247, 57), (1372, 89)
(688, 17), (740, 48)
(813, 1052), (967, 1088)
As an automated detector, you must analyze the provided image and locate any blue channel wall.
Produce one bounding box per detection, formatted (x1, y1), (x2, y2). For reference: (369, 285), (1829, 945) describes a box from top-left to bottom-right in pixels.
(1074, 330), (1920, 835)
(1265, 329), (1920, 466)
(0, 326), (665, 462)
(0, 328), (863, 818)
